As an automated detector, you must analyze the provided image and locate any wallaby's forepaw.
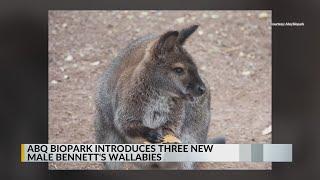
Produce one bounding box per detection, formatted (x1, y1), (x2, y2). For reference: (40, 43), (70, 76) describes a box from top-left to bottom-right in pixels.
(144, 130), (163, 144)
(161, 134), (181, 144)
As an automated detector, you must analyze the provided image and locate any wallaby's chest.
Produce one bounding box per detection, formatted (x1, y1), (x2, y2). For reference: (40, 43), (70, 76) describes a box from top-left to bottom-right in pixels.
(142, 96), (176, 129)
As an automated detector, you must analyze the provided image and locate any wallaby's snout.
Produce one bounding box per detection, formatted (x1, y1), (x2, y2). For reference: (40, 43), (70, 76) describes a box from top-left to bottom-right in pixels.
(195, 82), (206, 96)
(186, 75), (206, 98)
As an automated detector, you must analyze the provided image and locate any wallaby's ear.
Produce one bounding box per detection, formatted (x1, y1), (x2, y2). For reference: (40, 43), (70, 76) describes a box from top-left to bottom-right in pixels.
(154, 31), (179, 55)
(177, 24), (199, 45)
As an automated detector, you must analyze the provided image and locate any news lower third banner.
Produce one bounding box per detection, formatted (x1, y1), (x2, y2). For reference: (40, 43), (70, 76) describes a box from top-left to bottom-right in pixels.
(20, 144), (292, 163)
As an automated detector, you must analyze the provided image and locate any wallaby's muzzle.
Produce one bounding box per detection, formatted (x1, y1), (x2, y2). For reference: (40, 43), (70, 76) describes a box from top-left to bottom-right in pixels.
(195, 83), (206, 95)
(185, 80), (206, 101)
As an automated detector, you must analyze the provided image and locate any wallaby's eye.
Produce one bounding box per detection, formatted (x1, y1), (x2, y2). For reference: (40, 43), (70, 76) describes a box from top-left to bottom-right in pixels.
(173, 67), (184, 75)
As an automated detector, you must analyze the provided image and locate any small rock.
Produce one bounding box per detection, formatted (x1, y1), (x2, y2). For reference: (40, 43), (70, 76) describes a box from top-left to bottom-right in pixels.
(176, 17), (185, 24)
(239, 51), (245, 57)
(90, 61), (100, 66)
(65, 55), (73, 61)
(262, 125), (272, 135)
(241, 70), (251, 76)
(51, 80), (58, 84)
(202, 13), (208, 18)
(198, 30), (204, 36)
(200, 66), (207, 71)
(62, 23), (67, 28)
(140, 12), (148, 16)
(63, 75), (69, 79)
(258, 12), (269, 19)
(210, 14), (219, 19)
(246, 53), (255, 59)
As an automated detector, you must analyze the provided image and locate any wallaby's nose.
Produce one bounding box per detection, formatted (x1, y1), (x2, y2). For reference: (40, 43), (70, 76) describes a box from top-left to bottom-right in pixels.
(196, 84), (206, 95)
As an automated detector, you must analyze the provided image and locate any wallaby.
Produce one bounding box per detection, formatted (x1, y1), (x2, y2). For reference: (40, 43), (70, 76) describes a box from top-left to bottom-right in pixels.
(95, 25), (219, 170)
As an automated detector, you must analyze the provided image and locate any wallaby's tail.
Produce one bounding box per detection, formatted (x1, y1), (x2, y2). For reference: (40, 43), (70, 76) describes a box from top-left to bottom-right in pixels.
(207, 136), (226, 144)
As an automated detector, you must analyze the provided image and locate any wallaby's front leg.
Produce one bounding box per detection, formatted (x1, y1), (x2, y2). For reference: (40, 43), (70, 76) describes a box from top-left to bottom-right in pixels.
(114, 106), (165, 144)
(119, 120), (164, 143)
(142, 128), (164, 143)
(161, 104), (184, 144)
(116, 115), (180, 144)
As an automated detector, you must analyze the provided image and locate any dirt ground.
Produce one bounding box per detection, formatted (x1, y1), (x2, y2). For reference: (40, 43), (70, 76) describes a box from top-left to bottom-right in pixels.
(48, 11), (271, 170)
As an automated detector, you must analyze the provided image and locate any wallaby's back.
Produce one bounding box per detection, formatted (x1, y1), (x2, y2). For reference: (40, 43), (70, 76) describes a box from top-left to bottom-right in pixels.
(95, 34), (156, 144)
